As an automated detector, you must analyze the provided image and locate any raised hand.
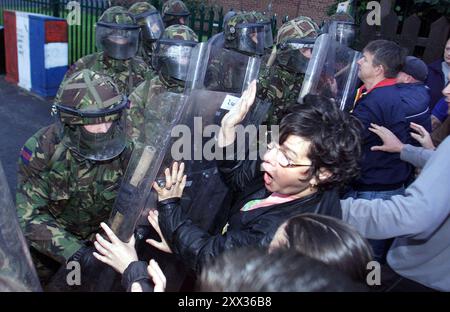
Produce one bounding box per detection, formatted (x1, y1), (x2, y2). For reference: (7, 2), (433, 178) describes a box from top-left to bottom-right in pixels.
(152, 162), (186, 202)
(410, 122), (435, 150)
(218, 80), (257, 147)
(369, 123), (404, 153)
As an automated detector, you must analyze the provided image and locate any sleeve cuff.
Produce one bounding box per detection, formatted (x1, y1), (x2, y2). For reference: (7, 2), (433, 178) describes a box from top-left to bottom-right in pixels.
(121, 261), (153, 292)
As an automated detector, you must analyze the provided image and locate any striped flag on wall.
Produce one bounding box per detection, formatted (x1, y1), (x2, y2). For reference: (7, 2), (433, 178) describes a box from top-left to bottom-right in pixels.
(4, 10), (68, 97)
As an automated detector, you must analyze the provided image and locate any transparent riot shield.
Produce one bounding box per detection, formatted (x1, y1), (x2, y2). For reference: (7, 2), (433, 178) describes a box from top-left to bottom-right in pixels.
(108, 90), (189, 242)
(298, 34), (361, 112)
(108, 41), (264, 244)
(0, 161), (42, 291)
(163, 42), (265, 232)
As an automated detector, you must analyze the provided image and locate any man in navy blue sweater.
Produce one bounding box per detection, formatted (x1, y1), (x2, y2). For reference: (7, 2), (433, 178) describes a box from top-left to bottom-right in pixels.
(396, 56), (432, 138)
(348, 40), (411, 262)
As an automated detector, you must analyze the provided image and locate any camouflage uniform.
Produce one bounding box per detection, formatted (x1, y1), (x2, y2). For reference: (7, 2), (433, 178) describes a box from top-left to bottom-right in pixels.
(16, 70), (132, 269)
(127, 24), (198, 142)
(162, 0), (190, 27)
(64, 7), (151, 96)
(65, 52), (151, 96)
(257, 16), (319, 126)
(128, 2), (164, 73)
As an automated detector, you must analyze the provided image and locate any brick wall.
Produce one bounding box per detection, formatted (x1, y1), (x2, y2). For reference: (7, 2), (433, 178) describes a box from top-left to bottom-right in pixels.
(116, 0), (337, 26)
(211, 0), (336, 26)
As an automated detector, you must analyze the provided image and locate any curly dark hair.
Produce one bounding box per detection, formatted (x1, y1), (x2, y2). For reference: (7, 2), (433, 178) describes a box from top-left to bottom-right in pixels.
(279, 94), (362, 191)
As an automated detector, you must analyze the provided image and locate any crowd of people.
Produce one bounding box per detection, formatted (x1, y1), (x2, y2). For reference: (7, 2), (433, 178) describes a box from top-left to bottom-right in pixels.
(4, 0), (450, 292)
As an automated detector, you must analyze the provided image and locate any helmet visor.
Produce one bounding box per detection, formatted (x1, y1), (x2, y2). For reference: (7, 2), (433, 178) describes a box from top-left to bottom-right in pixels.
(96, 22), (140, 60)
(235, 23), (265, 55)
(153, 40), (197, 81)
(62, 114), (127, 161)
(137, 11), (164, 42)
(262, 21), (274, 50)
(278, 39), (315, 73)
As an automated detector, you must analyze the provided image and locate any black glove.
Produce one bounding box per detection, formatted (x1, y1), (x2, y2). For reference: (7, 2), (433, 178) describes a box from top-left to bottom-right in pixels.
(122, 261), (154, 292)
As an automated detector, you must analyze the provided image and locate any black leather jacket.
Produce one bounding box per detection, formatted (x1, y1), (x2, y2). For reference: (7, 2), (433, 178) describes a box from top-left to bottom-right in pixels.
(158, 156), (342, 273)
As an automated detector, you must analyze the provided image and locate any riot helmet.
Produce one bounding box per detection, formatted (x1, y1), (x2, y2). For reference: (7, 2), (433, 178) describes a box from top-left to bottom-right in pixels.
(162, 0), (191, 27)
(96, 6), (141, 60)
(224, 12), (265, 56)
(325, 13), (356, 47)
(152, 25), (198, 84)
(275, 16), (319, 73)
(252, 11), (274, 51)
(129, 2), (164, 44)
(53, 70), (128, 161)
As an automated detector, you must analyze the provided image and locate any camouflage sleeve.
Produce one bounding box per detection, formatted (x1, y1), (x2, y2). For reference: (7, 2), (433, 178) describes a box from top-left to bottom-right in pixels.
(63, 54), (97, 82)
(16, 129), (83, 263)
(134, 57), (152, 88)
(127, 80), (150, 142)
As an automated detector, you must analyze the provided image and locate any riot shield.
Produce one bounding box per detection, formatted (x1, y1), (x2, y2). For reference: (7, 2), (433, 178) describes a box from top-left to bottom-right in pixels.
(0, 160), (42, 292)
(108, 90), (189, 242)
(298, 34), (361, 112)
(111, 41), (265, 237)
(166, 42), (266, 232)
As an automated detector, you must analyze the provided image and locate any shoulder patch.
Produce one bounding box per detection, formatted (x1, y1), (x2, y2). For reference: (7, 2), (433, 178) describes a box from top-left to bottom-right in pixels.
(20, 146), (33, 165)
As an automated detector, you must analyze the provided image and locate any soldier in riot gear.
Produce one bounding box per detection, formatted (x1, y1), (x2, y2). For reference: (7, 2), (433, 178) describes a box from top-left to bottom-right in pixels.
(16, 69), (133, 286)
(63, 6), (151, 96)
(323, 12), (357, 47)
(162, 0), (191, 27)
(127, 24), (198, 143)
(128, 2), (165, 70)
(204, 12), (265, 93)
(258, 16), (320, 126)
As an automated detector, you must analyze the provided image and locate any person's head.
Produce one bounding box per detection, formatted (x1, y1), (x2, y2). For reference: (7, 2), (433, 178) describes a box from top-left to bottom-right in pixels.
(357, 40), (404, 83)
(128, 2), (164, 54)
(53, 69), (128, 161)
(261, 95), (362, 198)
(250, 11), (274, 52)
(269, 213), (373, 283)
(222, 10), (236, 29)
(152, 24), (198, 86)
(397, 56), (428, 84)
(324, 12), (356, 46)
(224, 12), (265, 56)
(96, 6), (141, 60)
(275, 16), (319, 74)
(444, 37), (450, 66)
(199, 247), (366, 292)
(162, 0), (190, 27)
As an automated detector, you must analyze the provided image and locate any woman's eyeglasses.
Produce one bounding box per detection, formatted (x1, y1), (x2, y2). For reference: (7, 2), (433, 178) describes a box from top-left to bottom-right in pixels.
(267, 142), (312, 168)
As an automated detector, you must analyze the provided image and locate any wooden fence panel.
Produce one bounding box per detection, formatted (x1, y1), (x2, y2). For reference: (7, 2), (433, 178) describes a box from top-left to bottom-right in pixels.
(423, 16), (450, 63)
(398, 14), (420, 55)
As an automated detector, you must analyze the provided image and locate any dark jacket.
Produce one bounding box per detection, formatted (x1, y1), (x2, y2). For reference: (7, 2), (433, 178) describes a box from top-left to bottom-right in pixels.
(426, 59), (446, 110)
(397, 83), (432, 140)
(352, 84), (412, 191)
(158, 155), (342, 273)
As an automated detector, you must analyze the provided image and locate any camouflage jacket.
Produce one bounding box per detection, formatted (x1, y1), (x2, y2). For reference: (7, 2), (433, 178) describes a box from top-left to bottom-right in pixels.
(127, 74), (185, 143)
(64, 52), (152, 96)
(16, 124), (132, 263)
(258, 63), (305, 126)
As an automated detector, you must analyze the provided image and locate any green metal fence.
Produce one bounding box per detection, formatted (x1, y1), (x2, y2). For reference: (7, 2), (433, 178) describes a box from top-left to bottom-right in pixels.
(0, 0), (277, 65)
